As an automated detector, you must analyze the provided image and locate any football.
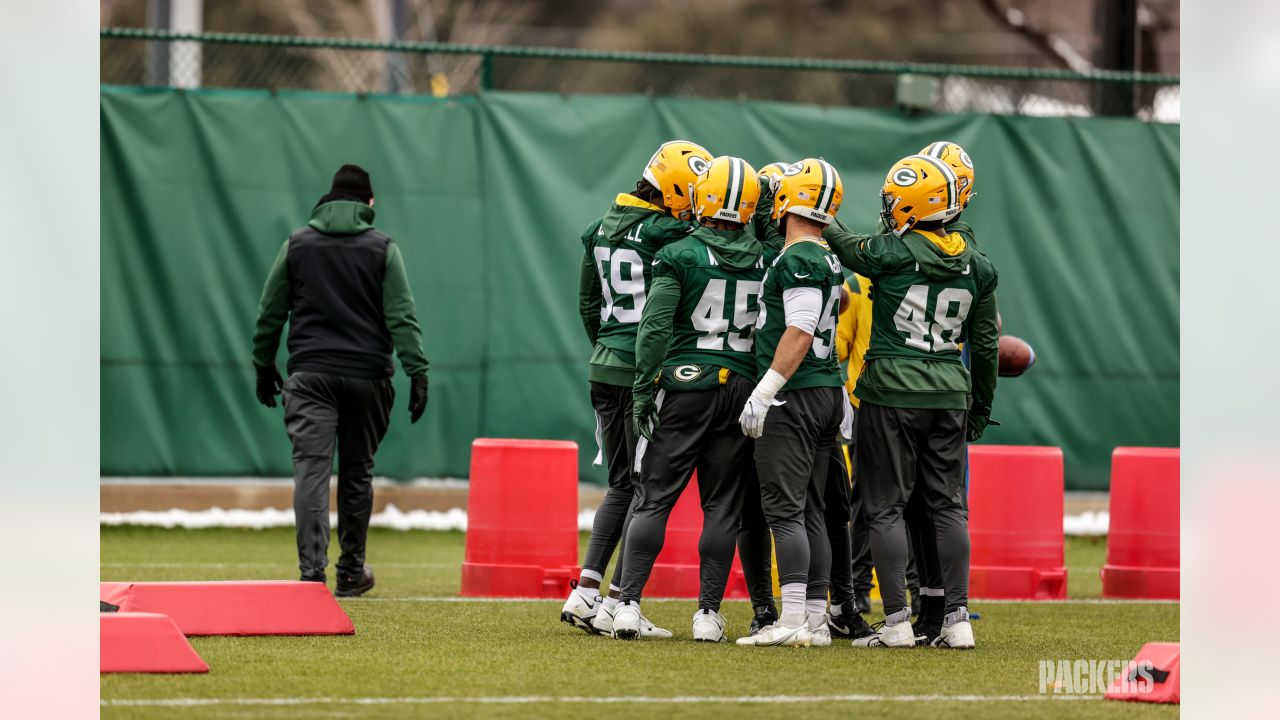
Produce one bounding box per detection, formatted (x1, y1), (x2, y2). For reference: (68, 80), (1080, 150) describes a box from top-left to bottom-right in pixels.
(998, 335), (1036, 377)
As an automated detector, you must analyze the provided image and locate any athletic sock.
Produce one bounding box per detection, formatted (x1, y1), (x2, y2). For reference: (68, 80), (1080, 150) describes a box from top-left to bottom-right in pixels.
(780, 583), (806, 627)
(920, 588), (945, 626)
(942, 605), (969, 627)
(579, 568), (603, 585)
(884, 607), (911, 627)
(805, 598), (827, 630)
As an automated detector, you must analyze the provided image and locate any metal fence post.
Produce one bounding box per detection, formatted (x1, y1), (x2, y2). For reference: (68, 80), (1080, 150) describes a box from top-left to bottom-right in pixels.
(480, 52), (494, 91)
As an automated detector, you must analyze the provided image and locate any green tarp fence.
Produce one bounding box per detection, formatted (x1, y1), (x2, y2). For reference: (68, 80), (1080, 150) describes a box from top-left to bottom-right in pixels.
(101, 88), (1178, 490)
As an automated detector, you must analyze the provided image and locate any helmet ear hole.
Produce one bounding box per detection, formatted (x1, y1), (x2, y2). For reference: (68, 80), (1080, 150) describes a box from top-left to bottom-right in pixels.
(900, 205), (913, 214)
(673, 184), (684, 197)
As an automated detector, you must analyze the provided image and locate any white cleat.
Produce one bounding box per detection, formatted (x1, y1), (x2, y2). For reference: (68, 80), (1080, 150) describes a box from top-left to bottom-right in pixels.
(612, 602), (641, 640)
(692, 609), (727, 643)
(559, 587), (601, 634)
(932, 608), (976, 649)
(851, 620), (917, 648)
(735, 623), (812, 647)
(637, 613), (674, 639)
(809, 622), (832, 647)
(592, 602), (616, 637)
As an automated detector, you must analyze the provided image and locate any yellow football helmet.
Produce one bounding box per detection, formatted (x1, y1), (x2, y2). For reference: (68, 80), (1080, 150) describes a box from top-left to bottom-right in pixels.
(694, 156), (760, 224)
(772, 158), (842, 226)
(757, 161), (793, 195)
(880, 154), (962, 236)
(643, 140), (713, 220)
(919, 140), (975, 211)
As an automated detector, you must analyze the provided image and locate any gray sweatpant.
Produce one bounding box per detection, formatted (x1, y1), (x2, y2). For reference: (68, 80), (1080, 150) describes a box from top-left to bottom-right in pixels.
(621, 375), (755, 611)
(754, 385), (843, 601)
(581, 382), (637, 590)
(282, 371), (393, 582)
(856, 401), (970, 616)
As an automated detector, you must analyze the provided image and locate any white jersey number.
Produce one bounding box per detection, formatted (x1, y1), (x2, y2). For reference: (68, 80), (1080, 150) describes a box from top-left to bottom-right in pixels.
(593, 247), (647, 324)
(692, 279), (762, 352)
(893, 284), (973, 352)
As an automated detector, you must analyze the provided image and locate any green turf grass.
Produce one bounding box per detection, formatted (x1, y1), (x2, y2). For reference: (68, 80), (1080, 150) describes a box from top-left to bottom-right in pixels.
(101, 528), (1178, 719)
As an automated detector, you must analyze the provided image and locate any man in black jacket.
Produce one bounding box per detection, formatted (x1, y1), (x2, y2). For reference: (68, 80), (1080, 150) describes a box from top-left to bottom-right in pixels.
(252, 164), (429, 597)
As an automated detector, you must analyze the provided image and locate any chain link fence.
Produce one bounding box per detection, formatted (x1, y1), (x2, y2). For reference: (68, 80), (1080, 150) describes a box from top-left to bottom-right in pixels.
(101, 29), (1179, 122)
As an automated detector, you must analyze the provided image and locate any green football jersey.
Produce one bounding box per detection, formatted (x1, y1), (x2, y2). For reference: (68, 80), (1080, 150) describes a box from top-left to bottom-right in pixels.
(753, 238), (845, 390)
(824, 226), (999, 411)
(580, 193), (695, 368)
(643, 226), (767, 385)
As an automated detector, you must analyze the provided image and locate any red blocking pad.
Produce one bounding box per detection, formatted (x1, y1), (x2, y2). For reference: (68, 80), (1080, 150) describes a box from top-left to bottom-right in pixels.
(101, 613), (208, 673)
(967, 445), (1068, 599)
(647, 473), (749, 599)
(461, 439), (581, 597)
(1105, 642), (1180, 704)
(1102, 447), (1179, 599)
(101, 581), (354, 636)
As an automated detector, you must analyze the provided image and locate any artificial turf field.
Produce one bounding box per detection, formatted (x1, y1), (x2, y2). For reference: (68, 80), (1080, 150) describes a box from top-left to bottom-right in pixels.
(101, 527), (1179, 718)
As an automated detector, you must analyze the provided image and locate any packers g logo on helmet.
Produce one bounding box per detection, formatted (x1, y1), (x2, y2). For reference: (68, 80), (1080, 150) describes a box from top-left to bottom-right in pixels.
(920, 140), (975, 212)
(772, 158), (842, 226)
(880, 154), (962, 236)
(694, 156), (760, 224)
(643, 140), (713, 221)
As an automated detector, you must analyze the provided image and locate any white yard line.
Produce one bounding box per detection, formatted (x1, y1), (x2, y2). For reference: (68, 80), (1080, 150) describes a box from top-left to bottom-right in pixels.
(103, 694), (1101, 708)
(348, 596), (1176, 605)
(101, 562), (454, 569)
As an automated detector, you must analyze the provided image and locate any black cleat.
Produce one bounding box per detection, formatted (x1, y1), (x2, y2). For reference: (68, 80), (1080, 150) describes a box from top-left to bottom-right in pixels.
(827, 601), (860, 639)
(854, 591), (872, 615)
(914, 622), (940, 647)
(748, 604), (779, 636)
(335, 566), (375, 597)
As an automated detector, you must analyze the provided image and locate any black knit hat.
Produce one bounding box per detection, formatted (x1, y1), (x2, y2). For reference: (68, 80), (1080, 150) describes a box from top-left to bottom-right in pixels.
(330, 164), (373, 202)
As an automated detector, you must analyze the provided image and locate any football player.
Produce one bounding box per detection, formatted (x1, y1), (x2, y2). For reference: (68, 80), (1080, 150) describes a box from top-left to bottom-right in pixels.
(613, 155), (767, 642)
(823, 153), (999, 649)
(561, 140), (713, 638)
(736, 159), (854, 648)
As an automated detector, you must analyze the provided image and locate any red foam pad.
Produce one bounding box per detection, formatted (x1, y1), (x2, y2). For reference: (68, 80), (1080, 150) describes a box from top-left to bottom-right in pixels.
(101, 612), (208, 673)
(1103, 447), (1179, 599)
(101, 581), (354, 636)
(1105, 642), (1180, 704)
(647, 473), (749, 599)
(462, 439), (580, 597)
(967, 445), (1068, 599)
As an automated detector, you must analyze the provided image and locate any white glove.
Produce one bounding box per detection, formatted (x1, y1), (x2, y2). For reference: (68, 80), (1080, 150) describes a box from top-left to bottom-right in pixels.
(840, 394), (855, 442)
(740, 369), (788, 439)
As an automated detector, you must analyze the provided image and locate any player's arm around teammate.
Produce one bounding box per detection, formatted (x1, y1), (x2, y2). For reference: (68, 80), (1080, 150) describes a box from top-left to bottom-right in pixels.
(612, 156), (765, 643)
(560, 141), (712, 639)
(736, 159), (849, 648)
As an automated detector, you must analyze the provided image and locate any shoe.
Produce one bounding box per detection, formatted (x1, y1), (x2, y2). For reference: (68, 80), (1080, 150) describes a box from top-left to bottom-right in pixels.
(334, 566), (374, 597)
(851, 619), (916, 648)
(613, 602), (641, 640)
(735, 622), (812, 647)
(932, 607), (976, 649)
(591, 601), (616, 637)
(809, 623), (832, 647)
(829, 603), (877, 642)
(827, 601), (858, 639)
(748, 604), (779, 636)
(300, 572), (326, 584)
(637, 612), (674, 639)
(692, 609), (727, 643)
(560, 585), (601, 634)
(854, 591), (872, 615)
(914, 622), (940, 647)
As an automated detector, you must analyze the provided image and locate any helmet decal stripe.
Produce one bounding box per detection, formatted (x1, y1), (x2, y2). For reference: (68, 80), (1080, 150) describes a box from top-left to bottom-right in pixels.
(816, 160), (832, 214)
(916, 154), (956, 211)
(726, 157), (742, 215)
(928, 142), (948, 158)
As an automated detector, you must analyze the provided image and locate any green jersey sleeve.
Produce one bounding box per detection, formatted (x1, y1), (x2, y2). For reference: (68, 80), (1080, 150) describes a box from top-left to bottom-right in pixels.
(774, 246), (835, 291)
(641, 214), (696, 247)
(632, 271), (682, 396)
(578, 218), (605, 343)
(822, 228), (906, 279)
(382, 242), (430, 378)
(967, 284), (1000, 426)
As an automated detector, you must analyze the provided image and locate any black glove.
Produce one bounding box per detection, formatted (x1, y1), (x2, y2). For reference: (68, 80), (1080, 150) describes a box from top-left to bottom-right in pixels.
(255, 365), (283, 408)
(409, 375), (429, 423)
(966, 415), (1000, 443)
(632, 389), (658, 441)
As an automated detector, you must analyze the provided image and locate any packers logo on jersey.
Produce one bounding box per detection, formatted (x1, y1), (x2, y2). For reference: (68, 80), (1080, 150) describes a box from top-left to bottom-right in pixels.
(673, 365), (702, 381)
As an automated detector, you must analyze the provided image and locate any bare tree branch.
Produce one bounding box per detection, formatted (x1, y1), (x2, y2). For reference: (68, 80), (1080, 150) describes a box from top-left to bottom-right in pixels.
(975, 0), (1094, 73)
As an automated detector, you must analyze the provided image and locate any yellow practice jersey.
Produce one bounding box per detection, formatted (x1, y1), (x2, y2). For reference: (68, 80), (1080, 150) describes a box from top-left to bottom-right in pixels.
(836, 274), (874, 407)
